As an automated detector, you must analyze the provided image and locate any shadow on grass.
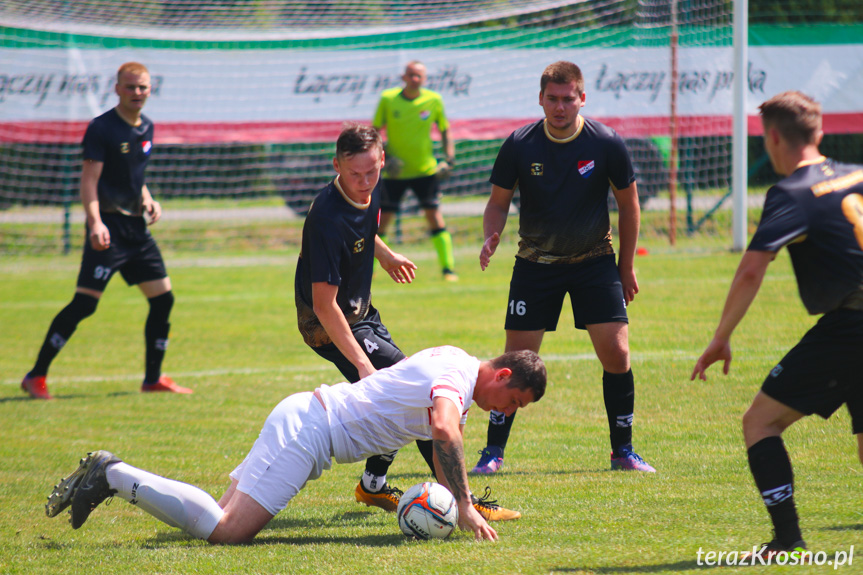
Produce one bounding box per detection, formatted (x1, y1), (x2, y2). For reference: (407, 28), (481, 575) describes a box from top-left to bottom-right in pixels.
(261, 510), (379, 531)
(140, 507), (448, 549)
(1, 391), (138, 403)
(0, 396), (36, 403)
(249, 532), (405, 547)
(821, 523), (863, 532)
(142, 526), (407, 548)
(387, 468), (609, 482)
(36, 539), (76, 551)
(386, 471), (438, 482)
(0, 393), (94, 403)
(552, 560), (717, 573)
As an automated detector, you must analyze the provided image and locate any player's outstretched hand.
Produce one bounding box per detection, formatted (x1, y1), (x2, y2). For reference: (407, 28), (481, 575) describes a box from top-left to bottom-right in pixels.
(458, 505), (498, 542)
(479, 232), (500, 271)
(144, 199), (162, 225)
(89, 221), (111, 251)
(691, 337), (732, 381)
(381, 252), (417, 284)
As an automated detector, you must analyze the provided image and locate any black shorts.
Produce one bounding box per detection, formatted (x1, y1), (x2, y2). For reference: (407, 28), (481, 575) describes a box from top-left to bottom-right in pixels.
(311, 305), (406, 383)
(76, 213), (168, 291)
(504, 254), (628, 331)
(381, 175), (440, 212)
(761, 309), (863, 434)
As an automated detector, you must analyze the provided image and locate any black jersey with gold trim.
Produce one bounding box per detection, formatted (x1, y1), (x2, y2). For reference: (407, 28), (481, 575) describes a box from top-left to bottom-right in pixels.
(490, 117), (635, 264)
(294, 178), (380, 347)
(749, 158), (863, 314)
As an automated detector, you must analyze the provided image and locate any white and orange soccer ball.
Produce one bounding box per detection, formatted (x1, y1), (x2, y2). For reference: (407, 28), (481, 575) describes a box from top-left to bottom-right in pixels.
(396, 482), (458, 539)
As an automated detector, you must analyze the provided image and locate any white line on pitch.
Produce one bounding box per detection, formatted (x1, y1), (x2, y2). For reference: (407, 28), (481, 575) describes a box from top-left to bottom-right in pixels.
(2, 363), (334, 387)
(2, 349), (786, 387)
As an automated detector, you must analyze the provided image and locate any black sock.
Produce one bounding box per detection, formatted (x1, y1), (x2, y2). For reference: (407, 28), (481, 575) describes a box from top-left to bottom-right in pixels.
(416, 439), (436, 476)
(144, 291), (173, 384)
(485, 410), (516, 451)
(747, 436), (803, 547)
(364, 451), (397, 480)
(603, 370), (635, 457)
(31, 293), (98, 376)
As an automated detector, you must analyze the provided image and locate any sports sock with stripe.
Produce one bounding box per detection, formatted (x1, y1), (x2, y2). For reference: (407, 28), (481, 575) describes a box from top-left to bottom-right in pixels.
(747, 436), (803, 547)
(363, 450), (398, 490)
(603, 369), (635, 457)
(361, 470), (387, 493)
(485, 410), (516, 450)
(144, 291), (174, 384)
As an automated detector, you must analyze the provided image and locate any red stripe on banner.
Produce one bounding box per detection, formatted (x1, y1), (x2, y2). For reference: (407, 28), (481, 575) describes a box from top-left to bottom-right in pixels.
(156, 122), (348, 144)
(0, 121), (90, 143)
(2, 114), (862, 144)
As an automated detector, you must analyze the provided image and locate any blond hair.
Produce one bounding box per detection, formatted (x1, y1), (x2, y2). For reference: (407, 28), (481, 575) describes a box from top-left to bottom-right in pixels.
(117, 62), (149, 82)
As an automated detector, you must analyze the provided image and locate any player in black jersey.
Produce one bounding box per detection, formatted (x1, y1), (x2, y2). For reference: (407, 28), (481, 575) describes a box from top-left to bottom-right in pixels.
(296, 124), (521, 522)
(692, 91), (863, 556)
(296, 125), (414, 511)
(294, 125), (415, 376)
(472, 61), (655, 474)
(21, 62), (190, 400)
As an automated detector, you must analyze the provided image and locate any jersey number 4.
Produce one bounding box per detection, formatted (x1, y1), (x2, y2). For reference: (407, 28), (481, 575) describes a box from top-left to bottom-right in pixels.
(364, 338), (380, 354)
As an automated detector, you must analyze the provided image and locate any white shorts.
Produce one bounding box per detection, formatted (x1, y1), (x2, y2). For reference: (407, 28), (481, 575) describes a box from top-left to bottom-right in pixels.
(229, 391), (333, 516)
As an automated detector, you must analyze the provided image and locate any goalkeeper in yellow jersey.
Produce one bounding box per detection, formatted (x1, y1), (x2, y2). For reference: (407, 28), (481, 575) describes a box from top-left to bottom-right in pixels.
(373, 60), (458, 281)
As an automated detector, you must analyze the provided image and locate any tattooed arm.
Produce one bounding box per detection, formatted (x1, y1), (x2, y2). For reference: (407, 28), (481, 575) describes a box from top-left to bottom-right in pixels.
(430, 396), (498, 541)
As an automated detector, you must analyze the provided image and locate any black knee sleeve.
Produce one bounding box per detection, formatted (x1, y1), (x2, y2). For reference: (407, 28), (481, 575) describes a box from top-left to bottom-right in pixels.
(147, 291), (174, 325)
(146, 291), (174, 337)
(144, 291), (174, 384)
(69, 292), (99, 319)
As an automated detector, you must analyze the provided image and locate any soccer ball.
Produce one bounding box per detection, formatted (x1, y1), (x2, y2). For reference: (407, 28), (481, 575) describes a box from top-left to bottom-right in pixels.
(397, 482), (458, 540)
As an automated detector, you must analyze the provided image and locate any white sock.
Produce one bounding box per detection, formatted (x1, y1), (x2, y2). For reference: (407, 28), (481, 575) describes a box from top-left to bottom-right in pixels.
(361, 470), (386, 493)
(106, 461), (224, 540)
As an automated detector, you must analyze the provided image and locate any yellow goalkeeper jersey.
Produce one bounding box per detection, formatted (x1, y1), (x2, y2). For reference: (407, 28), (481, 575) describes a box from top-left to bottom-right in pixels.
(372, 87), (449, 179)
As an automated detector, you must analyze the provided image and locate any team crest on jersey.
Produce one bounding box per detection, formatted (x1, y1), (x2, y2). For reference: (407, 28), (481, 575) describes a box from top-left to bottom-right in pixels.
(578, 160), (595, 177)
(530, 163), (543, 176)
(420, 110), (431, 121)
(353, 238), (365, 254)
(120, 142), (130, 154)
(141, 140), (152, 154)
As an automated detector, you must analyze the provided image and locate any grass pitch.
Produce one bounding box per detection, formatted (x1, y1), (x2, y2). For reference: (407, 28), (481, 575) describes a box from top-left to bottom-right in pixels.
(1, 214), (861, 574)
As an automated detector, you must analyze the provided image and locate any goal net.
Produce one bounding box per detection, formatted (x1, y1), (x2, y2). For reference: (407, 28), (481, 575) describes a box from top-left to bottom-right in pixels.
(2, 0), (862, 252)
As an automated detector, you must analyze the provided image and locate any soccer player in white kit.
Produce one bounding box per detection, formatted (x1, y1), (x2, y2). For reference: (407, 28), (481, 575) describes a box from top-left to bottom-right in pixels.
(46, 346), (546, 543)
